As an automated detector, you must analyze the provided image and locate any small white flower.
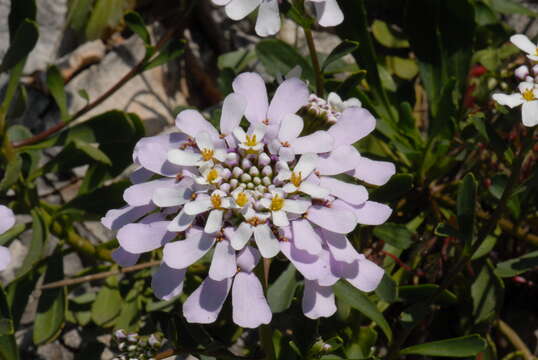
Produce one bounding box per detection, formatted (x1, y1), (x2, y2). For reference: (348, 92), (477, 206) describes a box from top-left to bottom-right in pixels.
(511, 34), (538, 61)
(233, 124), (266, 154)
(327, 92), (362, 112)
(492, 81), (538, 127)
(277, 153), (330, 198)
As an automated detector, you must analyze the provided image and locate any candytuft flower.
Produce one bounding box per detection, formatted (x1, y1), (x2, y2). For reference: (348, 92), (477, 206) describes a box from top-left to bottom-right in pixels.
(493, 81), (538, 127)
(211, 0), (344, 37)
(102, 72), (395, 327)
(511, 34), (538, 61)
(0, 205), (15, 271)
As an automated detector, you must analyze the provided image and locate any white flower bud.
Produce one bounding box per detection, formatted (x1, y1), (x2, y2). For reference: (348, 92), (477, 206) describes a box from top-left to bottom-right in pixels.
(229, 178), (239, 188)
(220, 183), (231, 193)
(240, 173), (252, 182)
(262, 176), (271, 186)
(249, 166), (260, 176)
(127, 333), (138, 343)
(221, 168), (232, 180)
(262, 165), (272, 176)
(232, 167), (243, 178)
(246, 182), (255, 189)
(515, 65), (530, 80)
(115, 329), (127, 339)
(226, 152), (239, 166)
(253, 176), (261, 185)
(258, 153), (271, 166)
(241, 158), (252, 169)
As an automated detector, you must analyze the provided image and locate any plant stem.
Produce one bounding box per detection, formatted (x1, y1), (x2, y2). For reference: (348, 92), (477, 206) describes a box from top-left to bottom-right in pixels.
(497, 320), (535, 360)
(386, 129), (535, 360)
(303, 28), (324, 97)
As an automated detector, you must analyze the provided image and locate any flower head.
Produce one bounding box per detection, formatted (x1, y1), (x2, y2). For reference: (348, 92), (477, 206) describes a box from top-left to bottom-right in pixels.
(493, 81), (538, 127)
(0, 205), (15, 271)
(102, 72), (395, 327)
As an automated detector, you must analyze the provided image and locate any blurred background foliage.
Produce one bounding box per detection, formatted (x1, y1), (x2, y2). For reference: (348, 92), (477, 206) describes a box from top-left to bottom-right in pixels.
(1, 0), (538, 359)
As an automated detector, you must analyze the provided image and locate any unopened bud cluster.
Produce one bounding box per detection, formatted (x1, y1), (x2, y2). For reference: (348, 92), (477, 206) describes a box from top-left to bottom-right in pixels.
(112, 329), (164, 360)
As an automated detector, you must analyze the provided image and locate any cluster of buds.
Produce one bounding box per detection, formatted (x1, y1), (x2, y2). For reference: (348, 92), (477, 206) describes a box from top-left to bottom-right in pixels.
(112, 329), (164, 360)
(300, 93), (362, 127)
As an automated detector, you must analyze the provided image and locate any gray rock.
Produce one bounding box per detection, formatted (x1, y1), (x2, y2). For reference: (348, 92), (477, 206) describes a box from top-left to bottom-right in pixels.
(37, 342), (74, 360)
(63, 328), (82, 349)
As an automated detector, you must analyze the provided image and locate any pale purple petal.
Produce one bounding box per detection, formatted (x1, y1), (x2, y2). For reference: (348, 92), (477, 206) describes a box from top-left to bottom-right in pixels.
(163, 227), (216, 269)
(352, 201), (392, 225)
(135, 133), (187, 177)
(319, 177), (368, 205)
(280, 241), (337, 286)
(292, 219), (322, 255)
(220, 93), (247, 136)
(236, 246), (261, 272)
(353, 157), (395, 186)
(253, 224), (280, 258)
(167, 208), (195, 232)
(225, 0), (262, 20)
(232, 72), (268, 124)
(320, 229), (357, 264)
(175, 109), (220, 140)
(290, 131), (334, 154)
(117, 215), (174, 254)
(267, 78), (309, 125)
(101, 204), (155, 231)
(331, 256), (384, 292)
(129, 167), (153, 184)
(313, 0), (344, 27)
(328, 107), (376, 145)
(0, 205), (15, 235)
(0, 246), (11, 271)
(152, 263), (186, 300)
(306, 204), (357, 234)
(316, 145), (359, 175)
(111, 247), (140, 267)
(302, 280), (337, 319)
(209, 240), (237, 281)
(279, 114), (304, 142)
(232, 272), (272, 328)
(123, 178), (177, 206)
(183, 277), (232, 324)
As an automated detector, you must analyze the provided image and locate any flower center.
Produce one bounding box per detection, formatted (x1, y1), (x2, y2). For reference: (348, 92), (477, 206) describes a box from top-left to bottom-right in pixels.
(211, 194), (222, 209)
(207, 169), (219, 183)
(291, 172), (302, 187)
(523, 88), (535, 101)
(235, 192), (249, 207)
(245, 134), (258, 147)
(270, 195), (284, 211)
(201, 148), (214, 161)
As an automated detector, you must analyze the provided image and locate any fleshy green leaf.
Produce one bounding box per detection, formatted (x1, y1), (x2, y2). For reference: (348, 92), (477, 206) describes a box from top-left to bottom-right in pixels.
(398, 284), (458, 305)
(144, 39), (186, 71)
(373, 223), (414, 250)
(321, 40), (359, 72)
(370, 174), (414, 203)
(267, 264), (298, 313)
(471, 260), (504, 324)
(33, 249), (66, 345)
(372, 20), (409, 48)
(46, 66), (69, 122)
(91, 275), (122, 327)
(333, 280), (392, 342)
(85, 0), (131, 40)
(495, 250), (538, 278)
(0, 286), (18, 360)
(400, 334), (487, 357)
(124, 11), (151, 45)
(457, 173), (477, 246)
(0, 19), (39, 73)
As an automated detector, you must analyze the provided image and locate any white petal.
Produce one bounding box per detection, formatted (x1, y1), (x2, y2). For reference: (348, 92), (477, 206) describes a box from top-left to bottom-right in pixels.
(232, 272), (272, 328)
(299, 182), (330, 199)
(302, 280), (337, 319)
(279, 114), (304, 142)
(195, 131), (214, 151)
(209, 240), (237, 281)
(294, 153), (318, 178)
(292, 219), (322, 255)
(167, 149), (202, 166)
(220, 93), (247, 135)
(229, 222), (254, 250)
(522, 101), (538, 127)
(184, 198), (213, 215)
(255, 0), (281, 37)
(319, 177), (368, 204)
(167, 208), (195, 232)
(511, 34), (537, 55)
(225, 0), (262, 19)
(205, 209), (224, 233)
(315, 0), (344, 27)
(253, 224), (280, 258)
(492, 93), (524, 108)
(272, 210), (289, 227)
(283, 199), (311, 214)
(152, 186), (192, 207)
(233, 127), (247, 143)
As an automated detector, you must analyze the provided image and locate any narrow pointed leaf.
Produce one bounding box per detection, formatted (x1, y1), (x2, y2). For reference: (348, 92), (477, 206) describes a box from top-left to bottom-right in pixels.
(400, 334), (487, 357)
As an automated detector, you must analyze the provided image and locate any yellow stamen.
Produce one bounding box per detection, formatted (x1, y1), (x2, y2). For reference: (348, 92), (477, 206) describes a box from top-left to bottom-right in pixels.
(200, 148), (214, 161)
(211, 194), (222, 209)
(270, 195), (284, 211)
(535, 48), (538, 56)
(245, 134), (258, 147)
(291, 172), (302, 187)
(206, 169), (219, 183)
(236, 192), (248, 207)
(523, 88), (536, 101)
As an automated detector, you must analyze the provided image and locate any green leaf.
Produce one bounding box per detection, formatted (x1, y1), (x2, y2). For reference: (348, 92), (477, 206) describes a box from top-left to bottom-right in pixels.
(489, 0), (538, 17)
(321, 40), (359, 72)
(256, 39), (315, 86)
(372, 20), (409, 48)
(7, 125), (40, 174)
(144, 39), (186, 71)
(91, 275), (122, 327)
(46, 66), (69, 122)
(0, 223), (26, 247)
(16, 209), (47, 279)
(472, 236), (497, 260)
(114, 281), (143, 332)
(267, 264), (298, 313)
(66, 0), (93, 32)
(0, 19), (39, 73)
(400, 334), (487, 357)
(333, 280), (392, 342)
(457, 173), (477, 246)
(375, 274), (398, 303)
(345, 327), (377, 359)
(0, 286), (18, 360)
(471, 260), (504, 324)
(33, 250), (66, 345)
(370, 174), (414, 203)
(124, 11), (151, 45)
(373, 223), (414, 250)
(495, 250), (538, 278)
(8, 0), (36, 37)
(386, 56), (418, 80)
(0, 154), (22, 192)
(74, 140), (112, 165)
(398, 284), (458, 305)
(62, 180), (130, 219)
(85, 0), (131, 40)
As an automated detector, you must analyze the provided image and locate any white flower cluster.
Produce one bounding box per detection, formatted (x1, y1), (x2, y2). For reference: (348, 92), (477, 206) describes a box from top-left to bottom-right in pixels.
(492, 34), (538, 127)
